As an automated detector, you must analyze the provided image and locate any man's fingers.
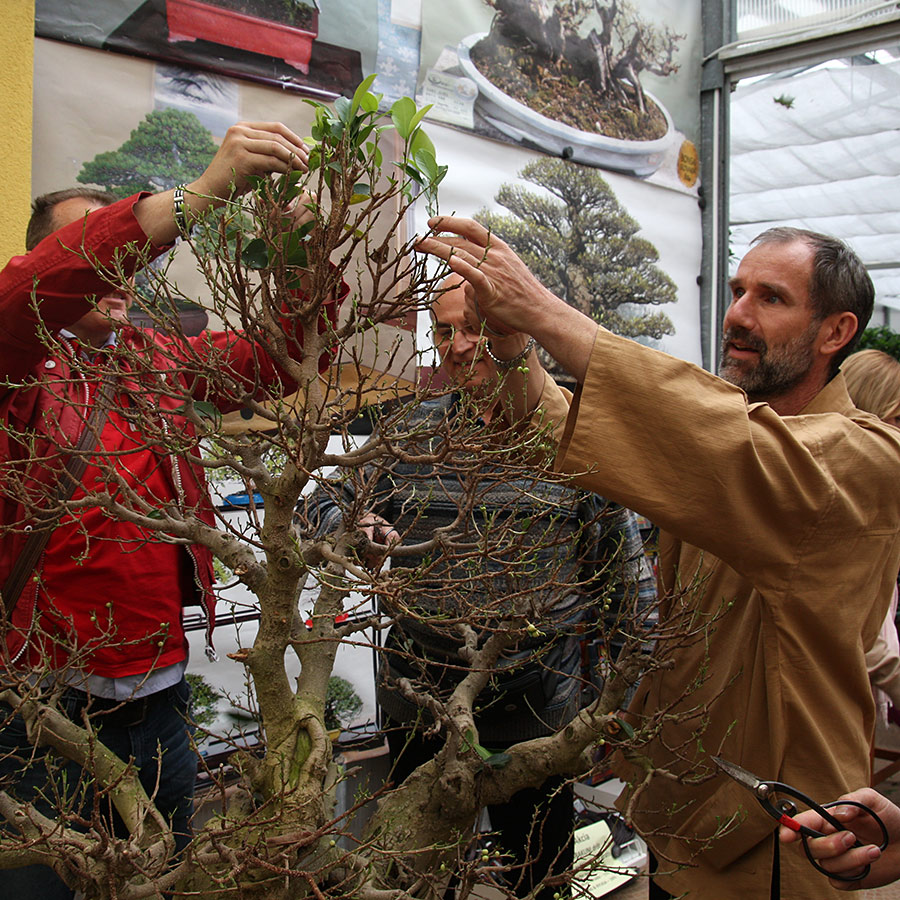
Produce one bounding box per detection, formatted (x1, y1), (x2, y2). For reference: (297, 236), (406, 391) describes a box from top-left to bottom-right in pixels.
(821, 845), (881, 882)
(196, 122), (312, 200)
(427, 215), (492, 247)
(802, 831), (857, 860)
(222, 123), (310, 180)
(239, 139), (308, 175)
(283, 192), (318, 228)
(418, 239), (481, 283)
(377, 527), (400, 546)
(800, 832), (880, 885)
(417, 235), (483, 265)
(236, 122), (309, 164)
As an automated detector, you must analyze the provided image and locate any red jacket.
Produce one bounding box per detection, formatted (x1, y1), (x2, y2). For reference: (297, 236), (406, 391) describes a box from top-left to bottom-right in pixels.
(0, 194), (344, 673)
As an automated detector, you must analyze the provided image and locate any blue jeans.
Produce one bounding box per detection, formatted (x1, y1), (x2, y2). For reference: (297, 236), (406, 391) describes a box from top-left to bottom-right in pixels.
(0, 677), (197, 900)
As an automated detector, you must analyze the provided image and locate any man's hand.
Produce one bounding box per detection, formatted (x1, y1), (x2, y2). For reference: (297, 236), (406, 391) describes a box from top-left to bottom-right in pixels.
(134, 122), (310, 245)
(417, 217), (597, 384)
(191, 121), (309, 201)
(358, 513), (399, 571)
(779, 788), (900, 890)
(417, 217), (551, 337)
(282, 191), (318, 232)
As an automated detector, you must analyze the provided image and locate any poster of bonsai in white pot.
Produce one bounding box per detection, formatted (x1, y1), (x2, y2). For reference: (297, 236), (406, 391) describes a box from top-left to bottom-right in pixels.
(456, 0), (683, 176)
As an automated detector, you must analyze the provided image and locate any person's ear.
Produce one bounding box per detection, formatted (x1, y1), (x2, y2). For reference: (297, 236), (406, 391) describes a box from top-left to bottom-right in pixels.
(818, 311), (858, 360)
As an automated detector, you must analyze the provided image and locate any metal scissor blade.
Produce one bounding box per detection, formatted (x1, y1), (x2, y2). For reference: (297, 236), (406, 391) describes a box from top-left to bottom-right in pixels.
(711, 756), (764, 791)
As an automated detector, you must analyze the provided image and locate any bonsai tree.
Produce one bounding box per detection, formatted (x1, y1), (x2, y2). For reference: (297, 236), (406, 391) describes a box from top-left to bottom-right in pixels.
(77, 108), (219, 197)
(197, 1), (319, 28)
(0, 77), (719, 899)
(185, 673), (224, 730)
(324, 677), (363, 732)
(476, 156), (675, 375)
(472, 0), (685, 138)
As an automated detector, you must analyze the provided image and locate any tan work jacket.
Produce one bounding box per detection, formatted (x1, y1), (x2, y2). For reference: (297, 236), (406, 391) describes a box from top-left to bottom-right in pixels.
(538, 327), (900, 899)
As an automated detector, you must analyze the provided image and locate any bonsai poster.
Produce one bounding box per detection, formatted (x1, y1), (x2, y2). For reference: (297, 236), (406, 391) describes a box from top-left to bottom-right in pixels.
(418, 0), (702, 190)
(414, 122), (703, 365)
(34, 0), (420, 104)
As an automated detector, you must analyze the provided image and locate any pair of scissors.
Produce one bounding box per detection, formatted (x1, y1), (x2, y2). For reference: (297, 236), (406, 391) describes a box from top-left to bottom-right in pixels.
(712, 756), (890, 882)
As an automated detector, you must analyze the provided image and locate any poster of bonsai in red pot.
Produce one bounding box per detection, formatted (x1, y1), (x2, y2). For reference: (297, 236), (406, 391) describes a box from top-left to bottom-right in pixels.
(166, 0), (319, 74)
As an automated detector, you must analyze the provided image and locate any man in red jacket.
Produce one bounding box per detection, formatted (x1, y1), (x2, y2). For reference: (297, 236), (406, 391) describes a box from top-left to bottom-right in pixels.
(0, 121), (342, 899)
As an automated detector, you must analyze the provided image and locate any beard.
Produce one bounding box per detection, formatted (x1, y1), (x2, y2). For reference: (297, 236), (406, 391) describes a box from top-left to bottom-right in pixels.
(719, 322), (819, 402)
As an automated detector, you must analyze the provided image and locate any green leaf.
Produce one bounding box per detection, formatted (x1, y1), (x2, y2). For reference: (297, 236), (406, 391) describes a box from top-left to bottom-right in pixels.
(350, 74), (378, 116)
(286, 244), (308, 268)
(390, 96), (417, 140)
(484, 752), (512, 769)
(356, 122), (378, 145)
(365, 141), (383, 168)
(408, 103), (433, 135)
(414, 151), (447, 191)
(241, 237), (269, 270)
(192, 401), (221, 423)
(359, 91), (380, 114)
(463, 729), (493, 761)
(146, 508), (164, 520)
(462, 729), (511, 767)
(413, 150), (438, 183)
(409, 127), (436, 160)
(334, 95), (352, 125)
(171, 400), (222, 426)
(603, 717), (636, 742)
(276, 169), (304, 201)
(279, 229), (310, 269)
(400, 162), (424, 185)
(245, 174), (269, 193)
(348, 182), (371, 204)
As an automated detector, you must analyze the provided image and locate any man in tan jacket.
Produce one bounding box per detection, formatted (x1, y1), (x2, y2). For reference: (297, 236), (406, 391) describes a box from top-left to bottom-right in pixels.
(419, 220), (900, 899)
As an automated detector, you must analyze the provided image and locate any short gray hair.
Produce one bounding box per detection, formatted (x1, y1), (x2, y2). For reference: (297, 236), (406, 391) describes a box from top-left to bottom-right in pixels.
(26, 187), (115, 251)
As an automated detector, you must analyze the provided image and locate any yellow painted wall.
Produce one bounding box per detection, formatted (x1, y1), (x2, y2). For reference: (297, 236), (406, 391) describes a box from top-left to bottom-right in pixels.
(0, 1), (34, 267)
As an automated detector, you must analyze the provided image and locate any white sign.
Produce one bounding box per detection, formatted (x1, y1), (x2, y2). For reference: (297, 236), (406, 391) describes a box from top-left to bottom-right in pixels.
(572, 820), (642, 896)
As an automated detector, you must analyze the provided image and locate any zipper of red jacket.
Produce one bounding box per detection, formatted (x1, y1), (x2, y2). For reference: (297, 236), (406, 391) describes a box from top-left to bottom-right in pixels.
(159, 412), (217, 662)
(11, 344), (90, 666)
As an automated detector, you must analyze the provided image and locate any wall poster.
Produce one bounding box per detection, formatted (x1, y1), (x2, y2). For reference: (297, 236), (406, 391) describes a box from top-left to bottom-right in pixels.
(415, 0), (704, 366)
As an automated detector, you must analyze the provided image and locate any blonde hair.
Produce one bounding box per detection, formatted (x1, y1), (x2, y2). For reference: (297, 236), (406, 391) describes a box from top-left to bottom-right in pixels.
(843, 349), (900, 421)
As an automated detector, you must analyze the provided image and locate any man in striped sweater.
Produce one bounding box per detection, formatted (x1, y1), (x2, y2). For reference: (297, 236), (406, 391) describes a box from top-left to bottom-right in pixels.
(309, 279), (654, 899)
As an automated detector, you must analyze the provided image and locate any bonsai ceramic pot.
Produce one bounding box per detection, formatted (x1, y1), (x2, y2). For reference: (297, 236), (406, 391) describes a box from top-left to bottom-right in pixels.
(166, 0), (319, 74)
(457, 33), (674, 177)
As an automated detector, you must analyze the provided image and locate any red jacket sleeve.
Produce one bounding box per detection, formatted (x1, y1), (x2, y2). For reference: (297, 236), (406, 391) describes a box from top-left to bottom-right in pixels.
(295, 275), (348, 375)
(170, 276), (349, 411)
(0, 193), (163, 383)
